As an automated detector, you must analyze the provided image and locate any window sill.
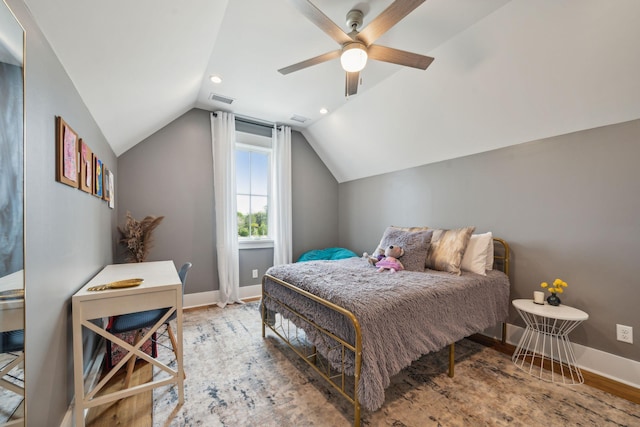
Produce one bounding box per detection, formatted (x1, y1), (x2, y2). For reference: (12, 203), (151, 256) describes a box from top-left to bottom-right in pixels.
(239, 239), (274, 249)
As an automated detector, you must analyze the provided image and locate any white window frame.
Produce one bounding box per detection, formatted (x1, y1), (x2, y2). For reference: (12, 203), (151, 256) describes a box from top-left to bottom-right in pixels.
(236, 133), (274, 249)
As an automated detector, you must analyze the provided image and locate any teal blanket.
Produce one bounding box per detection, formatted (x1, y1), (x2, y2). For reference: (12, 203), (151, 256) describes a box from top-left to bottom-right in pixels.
(297, 247), (357, 262)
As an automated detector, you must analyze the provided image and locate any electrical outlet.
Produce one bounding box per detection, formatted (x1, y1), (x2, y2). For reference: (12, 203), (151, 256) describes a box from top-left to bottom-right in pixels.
(616, 324), (633, 344)
(252, 269), (259, 279)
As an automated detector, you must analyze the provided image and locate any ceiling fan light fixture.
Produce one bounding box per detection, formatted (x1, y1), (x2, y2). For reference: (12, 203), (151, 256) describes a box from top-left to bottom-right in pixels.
(340, 43), (368, 72)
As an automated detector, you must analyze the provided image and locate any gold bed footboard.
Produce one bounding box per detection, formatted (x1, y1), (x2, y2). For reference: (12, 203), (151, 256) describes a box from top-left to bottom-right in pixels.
(261, 274), (363, 427)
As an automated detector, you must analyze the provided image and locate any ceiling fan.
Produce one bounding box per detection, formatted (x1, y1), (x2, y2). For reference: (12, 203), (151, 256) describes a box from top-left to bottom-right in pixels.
(278, 0), (435, 97)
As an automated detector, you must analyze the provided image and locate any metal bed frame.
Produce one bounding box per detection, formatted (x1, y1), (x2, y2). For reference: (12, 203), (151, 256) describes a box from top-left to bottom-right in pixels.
(261, 238), (510, 427)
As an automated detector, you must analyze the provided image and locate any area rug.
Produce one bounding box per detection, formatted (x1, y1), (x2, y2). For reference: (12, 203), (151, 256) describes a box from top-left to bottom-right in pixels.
(153, 302), (639, 427)
(0, 352), (24, 423)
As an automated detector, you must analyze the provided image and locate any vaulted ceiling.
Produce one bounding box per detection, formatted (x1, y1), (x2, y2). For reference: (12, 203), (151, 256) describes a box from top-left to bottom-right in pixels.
(23, 0), (640, 182)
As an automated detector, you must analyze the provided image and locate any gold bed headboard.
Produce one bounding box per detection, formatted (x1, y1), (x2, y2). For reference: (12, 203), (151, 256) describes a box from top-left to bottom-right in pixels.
(492, 237), (510, 276)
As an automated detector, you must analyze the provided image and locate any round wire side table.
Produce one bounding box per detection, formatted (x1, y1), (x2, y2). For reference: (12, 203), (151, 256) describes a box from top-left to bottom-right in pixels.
(512, 299), (589, 384)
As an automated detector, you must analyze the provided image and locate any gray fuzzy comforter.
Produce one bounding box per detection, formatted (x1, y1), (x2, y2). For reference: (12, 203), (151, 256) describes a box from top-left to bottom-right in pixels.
(263, 257), (510, 411)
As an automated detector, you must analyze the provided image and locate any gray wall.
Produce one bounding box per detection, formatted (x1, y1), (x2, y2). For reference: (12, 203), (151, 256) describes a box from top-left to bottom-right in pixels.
(117, 108), (216, 293)
(117, 109), (339, 292)
(339, 119), (640, 362)
(8, 1), (118, 425)
(291, 130), (339, 260)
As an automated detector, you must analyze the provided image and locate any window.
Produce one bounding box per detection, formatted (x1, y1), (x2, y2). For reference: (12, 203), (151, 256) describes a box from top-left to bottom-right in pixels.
(236, 131), (272, 243)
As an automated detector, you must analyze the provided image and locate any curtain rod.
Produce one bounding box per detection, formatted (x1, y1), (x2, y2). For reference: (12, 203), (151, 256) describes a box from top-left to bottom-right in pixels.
(212, 112), (283, 130)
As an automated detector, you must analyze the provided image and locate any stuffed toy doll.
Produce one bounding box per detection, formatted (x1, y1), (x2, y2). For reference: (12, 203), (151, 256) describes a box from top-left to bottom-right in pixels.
(363, 247), (385, 266)
(375, 245), (405, 273)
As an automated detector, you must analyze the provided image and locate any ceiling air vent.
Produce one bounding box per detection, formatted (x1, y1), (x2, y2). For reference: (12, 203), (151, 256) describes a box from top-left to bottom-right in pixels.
(209, 93), (234, 104)
(290, 114), (309, 123)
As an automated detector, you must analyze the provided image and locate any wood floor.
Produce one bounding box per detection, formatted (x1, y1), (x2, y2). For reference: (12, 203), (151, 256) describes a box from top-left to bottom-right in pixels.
(85, 361), (152, 427)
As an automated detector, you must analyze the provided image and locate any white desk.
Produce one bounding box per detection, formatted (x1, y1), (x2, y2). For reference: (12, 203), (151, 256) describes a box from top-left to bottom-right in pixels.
(512, 299), (588, 384)
(0, 300), (25, 423)
(1, 270), (24, 332)
(72, 261), (184, 427)
(0, 299), (23, 334)
(0, 272), (25, 427)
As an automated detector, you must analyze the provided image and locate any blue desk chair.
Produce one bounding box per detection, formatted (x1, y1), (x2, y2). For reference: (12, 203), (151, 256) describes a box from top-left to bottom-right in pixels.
(105, 262), (192, 387)
(0, 329), (25, 397)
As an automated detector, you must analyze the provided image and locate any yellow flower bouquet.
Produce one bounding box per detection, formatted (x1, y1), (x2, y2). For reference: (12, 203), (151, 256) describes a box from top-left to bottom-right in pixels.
(540, 278), (568, 305)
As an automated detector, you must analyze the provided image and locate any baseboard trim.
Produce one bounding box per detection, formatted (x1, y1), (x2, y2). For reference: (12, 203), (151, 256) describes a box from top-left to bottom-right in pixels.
(183, 284), (262, 309)
(60, 408), (72, 427)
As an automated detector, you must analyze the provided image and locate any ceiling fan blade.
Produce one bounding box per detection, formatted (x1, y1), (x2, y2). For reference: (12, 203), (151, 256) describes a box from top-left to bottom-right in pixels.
(345, 71), (359, 97)
(278, 50), (341, 75)
(290, 0), (353, 45)
(358, 0), (426, 46)
(367, 44), (434, 70)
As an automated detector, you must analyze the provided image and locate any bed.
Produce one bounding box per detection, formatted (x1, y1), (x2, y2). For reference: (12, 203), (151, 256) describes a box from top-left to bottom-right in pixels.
(261, 228), (510, 427)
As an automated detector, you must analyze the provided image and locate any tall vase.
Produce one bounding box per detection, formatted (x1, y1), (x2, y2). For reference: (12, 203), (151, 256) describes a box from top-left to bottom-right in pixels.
(547, 293), (561, 306)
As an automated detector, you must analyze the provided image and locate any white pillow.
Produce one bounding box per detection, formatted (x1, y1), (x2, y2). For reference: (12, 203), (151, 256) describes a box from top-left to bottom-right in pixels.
(485, 234), (494, 271)
(461, 232), (493, 275)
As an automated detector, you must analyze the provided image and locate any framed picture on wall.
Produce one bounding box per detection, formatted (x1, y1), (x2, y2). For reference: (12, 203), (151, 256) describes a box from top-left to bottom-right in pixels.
(78, 139), (93, 193)
(102, 164), (111, 202)
(93, 157), (103, 198)
(55, 116), (79, 188)
(107, 170), (115, 209)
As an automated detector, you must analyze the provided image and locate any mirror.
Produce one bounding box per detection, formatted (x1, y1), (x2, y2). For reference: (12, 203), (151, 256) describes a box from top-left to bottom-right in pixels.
(0, 0), (25, 424)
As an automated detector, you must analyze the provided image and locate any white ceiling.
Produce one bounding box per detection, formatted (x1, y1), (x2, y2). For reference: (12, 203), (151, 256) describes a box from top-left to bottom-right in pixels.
(22, 0), (640, 182)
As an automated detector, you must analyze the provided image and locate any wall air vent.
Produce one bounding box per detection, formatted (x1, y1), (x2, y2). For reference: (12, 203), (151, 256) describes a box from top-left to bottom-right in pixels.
(209, 93), (234, 104)
(290, 114), (309, 123)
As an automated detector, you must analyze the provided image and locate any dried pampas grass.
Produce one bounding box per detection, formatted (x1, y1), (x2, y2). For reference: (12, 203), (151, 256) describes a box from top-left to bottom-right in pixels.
(118, 211), (164, 263)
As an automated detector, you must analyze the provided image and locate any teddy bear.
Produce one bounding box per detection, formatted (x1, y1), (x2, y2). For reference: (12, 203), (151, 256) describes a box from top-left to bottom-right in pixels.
(362, 247), (385, 266)
(375, 245), (405, 273)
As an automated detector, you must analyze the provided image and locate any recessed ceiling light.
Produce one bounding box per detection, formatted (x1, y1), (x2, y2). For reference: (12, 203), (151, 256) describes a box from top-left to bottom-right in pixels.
(319, 108), (328, 115)
(210, 75), (222, 84)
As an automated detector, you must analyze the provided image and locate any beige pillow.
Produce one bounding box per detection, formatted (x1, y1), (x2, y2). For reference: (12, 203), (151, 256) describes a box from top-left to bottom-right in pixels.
(460, 232), (493, 275)
(425, 226), (475, 275)
(391, 225), (431, 232)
